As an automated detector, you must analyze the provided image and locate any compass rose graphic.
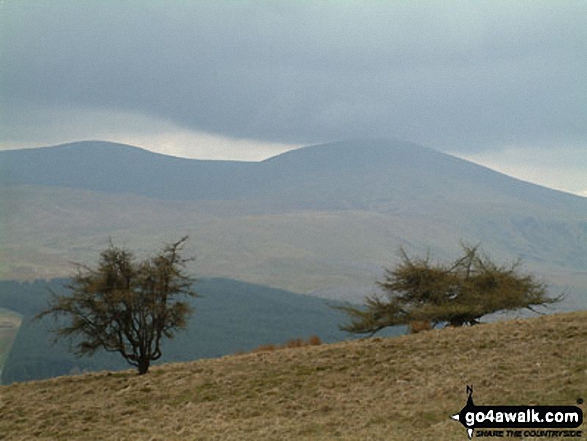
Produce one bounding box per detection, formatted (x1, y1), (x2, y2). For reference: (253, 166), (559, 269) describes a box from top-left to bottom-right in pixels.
(451, 385), (475, 439)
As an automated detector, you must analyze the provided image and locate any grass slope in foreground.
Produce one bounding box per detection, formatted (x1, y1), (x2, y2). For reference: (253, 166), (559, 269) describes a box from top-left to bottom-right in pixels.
(1, 311), (585, 440)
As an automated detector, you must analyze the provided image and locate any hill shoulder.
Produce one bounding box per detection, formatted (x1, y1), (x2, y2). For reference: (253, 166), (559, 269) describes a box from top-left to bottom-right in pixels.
(1, 311), (585, 440)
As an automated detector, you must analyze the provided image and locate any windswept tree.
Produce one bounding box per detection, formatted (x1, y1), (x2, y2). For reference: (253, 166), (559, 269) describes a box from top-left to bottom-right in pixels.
(339, 244), (560, 335)
(37, 237), (197, 375)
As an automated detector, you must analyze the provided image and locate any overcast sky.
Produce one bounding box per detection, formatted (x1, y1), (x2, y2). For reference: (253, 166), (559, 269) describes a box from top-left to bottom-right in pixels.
(1, 1), (585, 195)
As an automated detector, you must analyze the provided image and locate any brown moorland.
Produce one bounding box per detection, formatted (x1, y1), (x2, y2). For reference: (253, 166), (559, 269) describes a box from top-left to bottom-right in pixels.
(1, 311), (585, 440)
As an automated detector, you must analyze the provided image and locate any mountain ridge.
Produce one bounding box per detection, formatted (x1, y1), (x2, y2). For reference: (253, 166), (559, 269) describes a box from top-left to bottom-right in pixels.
(1, 139), (586, 307)
(2, 139), (585, 210)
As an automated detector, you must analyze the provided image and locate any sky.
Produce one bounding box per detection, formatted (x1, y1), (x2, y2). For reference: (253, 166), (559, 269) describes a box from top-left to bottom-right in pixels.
(1, 1), (586, 195)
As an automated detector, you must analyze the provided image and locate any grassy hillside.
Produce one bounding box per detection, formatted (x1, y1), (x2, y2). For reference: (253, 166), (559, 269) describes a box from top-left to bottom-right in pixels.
(1, 311), (585, 440)
(2, 184), (587, 309)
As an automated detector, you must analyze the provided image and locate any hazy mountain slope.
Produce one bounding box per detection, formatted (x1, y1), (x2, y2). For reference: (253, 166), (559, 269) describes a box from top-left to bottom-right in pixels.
(1, 311), (585, 440)
(3, 183), (586, 307)
(261, 139), (586, 211)
(3, 139), (585, 211)
(0, 141), (260, 201)
(1, 140), (586, 306)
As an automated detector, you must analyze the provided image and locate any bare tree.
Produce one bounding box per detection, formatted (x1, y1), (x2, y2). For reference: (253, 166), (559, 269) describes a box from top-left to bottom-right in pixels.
(37, 237), (197, 375)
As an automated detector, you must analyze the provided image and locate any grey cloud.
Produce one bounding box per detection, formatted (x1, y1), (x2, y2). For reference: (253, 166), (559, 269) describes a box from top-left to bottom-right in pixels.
(1, 0), (586, 152)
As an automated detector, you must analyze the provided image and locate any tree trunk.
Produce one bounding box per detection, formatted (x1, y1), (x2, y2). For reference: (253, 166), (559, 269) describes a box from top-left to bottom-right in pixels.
(137, 358), (150, 375)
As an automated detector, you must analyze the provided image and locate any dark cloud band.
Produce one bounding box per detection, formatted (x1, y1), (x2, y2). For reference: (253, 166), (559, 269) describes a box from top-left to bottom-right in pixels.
(1, 1), (585, 151)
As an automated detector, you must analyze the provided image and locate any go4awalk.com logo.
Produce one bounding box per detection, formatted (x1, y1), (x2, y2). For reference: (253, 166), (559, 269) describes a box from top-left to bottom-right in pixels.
(451, 386), (584, 439)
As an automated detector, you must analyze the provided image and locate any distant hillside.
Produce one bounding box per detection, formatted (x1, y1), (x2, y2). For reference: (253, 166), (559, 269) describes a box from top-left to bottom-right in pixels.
(1, 311), (585, 440)
(1, 139), (586, 308)
(0, 141), (259, 201)
(2, 140), (585, 210)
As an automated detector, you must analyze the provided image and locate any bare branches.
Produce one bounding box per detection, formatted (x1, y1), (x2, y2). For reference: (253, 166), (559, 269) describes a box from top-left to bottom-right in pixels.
(36, 237), (197, 375)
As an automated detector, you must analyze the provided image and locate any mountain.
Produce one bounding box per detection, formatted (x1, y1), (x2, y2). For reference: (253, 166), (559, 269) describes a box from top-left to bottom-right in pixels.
(2, 139), (584, 211)
(1, 310), (585, 440)
(1, 139), (586, 307)
(0, 141), (256, 201)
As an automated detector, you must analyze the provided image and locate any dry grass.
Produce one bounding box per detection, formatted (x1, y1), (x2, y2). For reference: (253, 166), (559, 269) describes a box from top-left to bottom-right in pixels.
(1, 311), (586, 440)
(250, 335), (323, 353)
